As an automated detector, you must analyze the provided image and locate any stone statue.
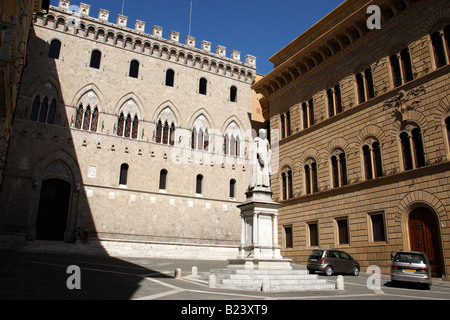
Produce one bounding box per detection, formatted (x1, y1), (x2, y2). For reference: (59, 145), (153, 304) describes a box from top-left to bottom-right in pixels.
(248, 129), (272, 190)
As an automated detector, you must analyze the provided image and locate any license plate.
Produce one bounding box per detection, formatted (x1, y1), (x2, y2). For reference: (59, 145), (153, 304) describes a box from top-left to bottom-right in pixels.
(404, 269), (416, 272)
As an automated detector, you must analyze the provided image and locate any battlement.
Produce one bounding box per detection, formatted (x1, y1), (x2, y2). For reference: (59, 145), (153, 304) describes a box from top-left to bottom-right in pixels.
(55, 0), (257, 69)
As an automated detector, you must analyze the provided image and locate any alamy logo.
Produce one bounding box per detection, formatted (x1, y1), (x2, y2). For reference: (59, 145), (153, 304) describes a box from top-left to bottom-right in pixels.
(366, 5), (381, 30)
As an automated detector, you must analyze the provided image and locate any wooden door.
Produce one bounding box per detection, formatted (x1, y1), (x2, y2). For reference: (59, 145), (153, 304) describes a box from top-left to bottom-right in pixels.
(409, 207), (443, 277)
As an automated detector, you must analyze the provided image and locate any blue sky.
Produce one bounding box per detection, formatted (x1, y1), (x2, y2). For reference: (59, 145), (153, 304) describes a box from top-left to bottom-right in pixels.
(50, 0), (344, 75)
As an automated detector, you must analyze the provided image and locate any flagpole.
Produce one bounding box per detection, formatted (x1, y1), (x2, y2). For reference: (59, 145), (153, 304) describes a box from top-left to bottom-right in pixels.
(121, 0), (125, 15)
(188, 0), (193, 36)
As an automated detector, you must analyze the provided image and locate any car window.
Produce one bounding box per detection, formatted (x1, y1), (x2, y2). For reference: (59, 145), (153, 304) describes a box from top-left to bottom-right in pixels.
(394, 253), (425, 264)
(326, 251), (339, 258)
(309, 250), (323, 259)
(339, 252), (351, 260)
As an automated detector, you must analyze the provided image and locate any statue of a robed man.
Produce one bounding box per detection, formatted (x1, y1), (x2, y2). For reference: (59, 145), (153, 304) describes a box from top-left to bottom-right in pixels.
(248, 129), (272, 190)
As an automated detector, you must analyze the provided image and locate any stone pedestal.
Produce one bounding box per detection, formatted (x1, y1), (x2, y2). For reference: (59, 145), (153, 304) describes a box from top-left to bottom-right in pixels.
(227, 187), (292, 270)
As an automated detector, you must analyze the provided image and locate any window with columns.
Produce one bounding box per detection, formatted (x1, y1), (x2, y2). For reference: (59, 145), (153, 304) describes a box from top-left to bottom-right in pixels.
(281, 167), (293, 200)
(327, 84), (342, 118)
(74, 91), (100, 132)
(30, 95), (57, 125)
(224, 122), (242, 157)
(356, 67), (375, 104)
(304, 158), (318, 195)
(280, 111), (291, 139)
(302, 99), (314, 129)
(399, 122), (425, 171)
(156, 120), (176, 145)
(117, 113), (139, 139)
(331, 148), (347, 188)
(362, 138), (383, 180)
(75, 105), (99, 132)
(390, 48), (413, 88)
(431, 25), (450, 69)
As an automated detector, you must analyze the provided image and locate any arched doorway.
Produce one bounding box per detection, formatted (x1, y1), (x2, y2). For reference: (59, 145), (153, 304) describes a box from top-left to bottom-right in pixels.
(35, 179), (72, 241)
(408, 207), (443, 277)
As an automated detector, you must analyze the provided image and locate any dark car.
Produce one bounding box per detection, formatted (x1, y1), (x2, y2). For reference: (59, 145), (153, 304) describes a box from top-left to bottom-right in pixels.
(390, 251), (432, 289)
(307, 249), (360, 276)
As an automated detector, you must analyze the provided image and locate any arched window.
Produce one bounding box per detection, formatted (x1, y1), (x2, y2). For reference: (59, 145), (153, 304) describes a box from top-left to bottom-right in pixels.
(390, 48), (413, 88)
(281, 168), (293, 200)
(117, 112), (125, 136)
(162, 121), (169, 144)
(400, 123), (425, 171)
(431, 26), (450, 69)
(165, 69), (175, 87)
(362, 138), (383, 180)
(199, 77), (207, 95)
(30, 95), (40, 122)
(196, 174), (203, 194)
(90, 107), (99, 132)
(30, 95), (57, 124)
(169, 122), (176, 146)
(119, 163), (129, 185)
(38, 97), (49, 123)
(331, 149), (347, 188)
(327, 85), (342, 117)
(48, 39), (61, 59)
(230, 86), (237, 102)
(159, 169), (168, 190)
(229, 179), (236, 199)
(132, 115), (139, 139)
(124, 114), (132, 138)
(302, 99), (315, 129)
(445, 116), (450, 154)
(304, 159), (318, 195)
(82, 106), (91, 131)
(129, 60), (139, 78)
(90, 50), (101, 69)
(192, 116), (210, 151)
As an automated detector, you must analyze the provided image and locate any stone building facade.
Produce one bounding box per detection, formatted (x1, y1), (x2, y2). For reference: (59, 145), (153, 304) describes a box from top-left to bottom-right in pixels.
(0, 0), (257, 259)
(0, 0), (49, 187)
(254, 0), (450, 277)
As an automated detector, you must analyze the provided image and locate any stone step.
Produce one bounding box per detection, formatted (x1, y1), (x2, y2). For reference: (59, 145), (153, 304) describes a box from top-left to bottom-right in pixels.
(209, 268), (309, 275)
(219, 282), (336, 292)
(221, 278), (328, 286)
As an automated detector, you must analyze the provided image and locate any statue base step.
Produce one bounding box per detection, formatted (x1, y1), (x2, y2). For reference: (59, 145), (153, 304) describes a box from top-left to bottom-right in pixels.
(227, 257), (293, 270)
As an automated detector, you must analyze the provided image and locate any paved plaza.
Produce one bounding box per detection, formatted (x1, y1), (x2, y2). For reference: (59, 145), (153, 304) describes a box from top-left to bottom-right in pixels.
(1, 250), (450, 303)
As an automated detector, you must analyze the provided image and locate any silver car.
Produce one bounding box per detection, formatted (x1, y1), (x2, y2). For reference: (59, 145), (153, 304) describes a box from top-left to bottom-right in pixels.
(390, 251), (432, 289)
(307, 249), (360, 276)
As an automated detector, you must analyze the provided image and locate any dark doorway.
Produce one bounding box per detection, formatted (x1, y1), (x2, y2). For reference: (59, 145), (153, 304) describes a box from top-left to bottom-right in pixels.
(409, 207), (443, 277)
(36, 179), (71, 241)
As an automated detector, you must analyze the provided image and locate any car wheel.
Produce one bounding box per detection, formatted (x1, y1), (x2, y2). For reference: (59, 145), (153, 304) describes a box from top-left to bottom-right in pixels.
(324, 266), (333, 276)
(352, 266), (359, 276)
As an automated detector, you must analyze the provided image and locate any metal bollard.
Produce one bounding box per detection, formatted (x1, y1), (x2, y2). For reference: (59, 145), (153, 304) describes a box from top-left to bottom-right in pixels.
(192, 266), (198, 276)
(174, 268), (182, 279)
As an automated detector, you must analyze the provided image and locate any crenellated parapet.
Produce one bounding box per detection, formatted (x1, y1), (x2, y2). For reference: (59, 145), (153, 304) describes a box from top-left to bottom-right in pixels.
(37, 0), (256, 82)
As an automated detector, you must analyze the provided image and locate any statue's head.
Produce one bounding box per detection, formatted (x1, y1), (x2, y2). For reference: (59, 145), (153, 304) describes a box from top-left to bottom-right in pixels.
(259, 129), (267, 139)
